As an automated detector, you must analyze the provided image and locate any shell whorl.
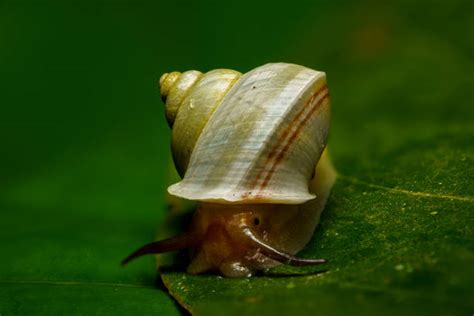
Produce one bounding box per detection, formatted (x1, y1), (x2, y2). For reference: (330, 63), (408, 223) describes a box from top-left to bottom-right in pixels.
(162, 63), (331, 204)
(160, 70), (203, 127)
(159, 69), (242, 176)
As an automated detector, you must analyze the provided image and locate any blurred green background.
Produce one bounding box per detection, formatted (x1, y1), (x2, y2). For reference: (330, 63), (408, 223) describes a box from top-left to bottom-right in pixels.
(0, 0), (472, 315)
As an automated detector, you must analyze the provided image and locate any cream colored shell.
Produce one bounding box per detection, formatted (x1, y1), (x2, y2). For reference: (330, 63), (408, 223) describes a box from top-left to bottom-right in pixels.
(161, 63), (330, 204)
(167, 70), (241, 176)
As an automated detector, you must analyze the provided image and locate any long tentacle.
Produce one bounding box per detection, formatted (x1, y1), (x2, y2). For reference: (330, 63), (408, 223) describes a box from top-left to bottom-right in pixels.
(241, 226), (327, 267)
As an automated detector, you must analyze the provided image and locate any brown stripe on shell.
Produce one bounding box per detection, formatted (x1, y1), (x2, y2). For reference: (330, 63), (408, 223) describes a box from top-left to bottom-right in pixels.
(252, 85), (329, 193)
(244, 84), (328, 193)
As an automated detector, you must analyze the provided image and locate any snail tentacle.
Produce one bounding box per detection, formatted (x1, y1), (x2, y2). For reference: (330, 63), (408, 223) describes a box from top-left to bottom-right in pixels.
(241, 226), (327, 267)
(121, 232), (197, 266)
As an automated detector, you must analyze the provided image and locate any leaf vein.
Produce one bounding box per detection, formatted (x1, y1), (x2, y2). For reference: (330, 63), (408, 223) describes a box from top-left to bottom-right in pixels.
(338, 175), (474, 202)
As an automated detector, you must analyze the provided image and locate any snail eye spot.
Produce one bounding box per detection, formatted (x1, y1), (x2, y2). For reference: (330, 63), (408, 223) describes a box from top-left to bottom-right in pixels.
(253, 217), (260, 226)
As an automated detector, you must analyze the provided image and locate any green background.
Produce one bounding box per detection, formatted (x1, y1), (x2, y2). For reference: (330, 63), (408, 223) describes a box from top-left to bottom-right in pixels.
(0, 0), (472, 315)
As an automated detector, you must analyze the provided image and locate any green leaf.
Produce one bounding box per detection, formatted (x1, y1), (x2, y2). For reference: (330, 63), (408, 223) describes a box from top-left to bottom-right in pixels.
(0, 147), (181, 315)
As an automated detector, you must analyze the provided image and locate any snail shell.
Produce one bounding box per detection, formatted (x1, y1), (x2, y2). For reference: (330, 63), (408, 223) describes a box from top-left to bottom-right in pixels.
(164, 63), (330, 204)
(160, 69), (242, 177)
(123, 63), (336, 277)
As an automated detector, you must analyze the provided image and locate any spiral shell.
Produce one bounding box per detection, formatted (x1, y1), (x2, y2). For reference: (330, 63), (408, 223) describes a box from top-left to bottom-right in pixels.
(161, 63), (330, 204)
(161, 69), (242, 176)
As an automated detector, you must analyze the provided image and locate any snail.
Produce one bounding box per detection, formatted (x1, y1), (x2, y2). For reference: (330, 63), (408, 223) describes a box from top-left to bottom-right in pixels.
(122, 63), (336, 277)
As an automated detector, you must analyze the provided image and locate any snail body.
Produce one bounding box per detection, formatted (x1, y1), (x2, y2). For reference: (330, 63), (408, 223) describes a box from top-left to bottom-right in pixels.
(123, 63), (336, 277)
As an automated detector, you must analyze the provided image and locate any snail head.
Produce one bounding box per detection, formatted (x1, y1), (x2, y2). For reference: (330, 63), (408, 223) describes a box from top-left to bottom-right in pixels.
(122, 203), (326, 277)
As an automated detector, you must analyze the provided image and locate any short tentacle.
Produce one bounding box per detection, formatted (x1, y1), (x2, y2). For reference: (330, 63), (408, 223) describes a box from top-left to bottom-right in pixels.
(121, 232), (197, 266)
